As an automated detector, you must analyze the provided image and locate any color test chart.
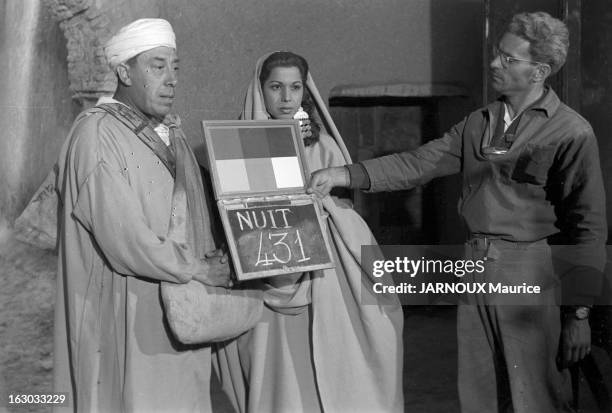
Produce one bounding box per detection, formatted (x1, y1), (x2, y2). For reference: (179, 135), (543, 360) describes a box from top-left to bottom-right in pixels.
(202, 120), (334, 280)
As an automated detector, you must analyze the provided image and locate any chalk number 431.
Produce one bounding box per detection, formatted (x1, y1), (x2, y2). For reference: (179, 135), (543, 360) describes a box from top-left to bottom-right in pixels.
(255, 230), (311, 266)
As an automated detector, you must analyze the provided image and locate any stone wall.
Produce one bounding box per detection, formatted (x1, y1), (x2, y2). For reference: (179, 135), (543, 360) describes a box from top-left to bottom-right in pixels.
(42, 0), (164, 105)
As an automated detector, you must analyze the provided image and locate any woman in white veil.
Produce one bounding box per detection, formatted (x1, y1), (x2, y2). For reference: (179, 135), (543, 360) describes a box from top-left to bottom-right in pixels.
(213, 51), (404, 413)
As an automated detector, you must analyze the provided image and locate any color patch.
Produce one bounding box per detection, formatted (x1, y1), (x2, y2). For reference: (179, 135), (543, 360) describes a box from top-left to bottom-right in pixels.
(209, 127), (242, 159)
(245, 158), (278, 192)
(216, 159), (249, 192)
(211, 126), (297, 160)
(271, 157), (303, 188)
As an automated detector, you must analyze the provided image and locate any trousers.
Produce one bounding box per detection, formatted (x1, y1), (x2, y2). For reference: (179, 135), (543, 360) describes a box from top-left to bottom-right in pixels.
(457, 238), (573, 413)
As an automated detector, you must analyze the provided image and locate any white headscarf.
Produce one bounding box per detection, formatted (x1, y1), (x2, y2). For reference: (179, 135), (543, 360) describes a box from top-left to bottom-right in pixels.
(104, 18), (176, 70)
(240, 52), (352, 164)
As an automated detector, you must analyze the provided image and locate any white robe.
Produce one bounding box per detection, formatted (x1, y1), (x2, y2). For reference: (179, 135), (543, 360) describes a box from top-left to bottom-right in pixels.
(54, 106), (212, 413)
(214, 134), (404, 413)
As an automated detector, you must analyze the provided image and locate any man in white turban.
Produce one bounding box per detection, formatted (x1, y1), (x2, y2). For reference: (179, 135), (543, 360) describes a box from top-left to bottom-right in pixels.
(53, 18), (230, 412)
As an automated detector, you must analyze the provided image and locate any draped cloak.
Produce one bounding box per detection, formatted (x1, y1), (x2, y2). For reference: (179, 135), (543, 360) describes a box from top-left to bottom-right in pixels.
(213, 54), (404, 413)
(53, 99), (216, 412)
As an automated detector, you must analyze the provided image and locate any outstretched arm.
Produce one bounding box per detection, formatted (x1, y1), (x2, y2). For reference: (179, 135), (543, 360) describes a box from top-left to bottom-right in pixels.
(307, 118), (465, 197)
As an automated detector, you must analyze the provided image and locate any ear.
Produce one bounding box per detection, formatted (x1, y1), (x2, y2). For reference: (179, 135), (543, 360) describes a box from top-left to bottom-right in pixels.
(116, 63), (132, 86)
(531, 64), (551, 83)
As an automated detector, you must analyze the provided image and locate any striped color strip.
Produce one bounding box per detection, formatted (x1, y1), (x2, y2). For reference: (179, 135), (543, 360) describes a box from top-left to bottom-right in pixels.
(211, 127), (296, 160)
(210, 126), (302, 193)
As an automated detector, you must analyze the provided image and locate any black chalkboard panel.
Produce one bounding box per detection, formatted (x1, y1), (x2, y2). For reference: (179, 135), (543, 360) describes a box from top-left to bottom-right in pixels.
(219, 196), (334, 280)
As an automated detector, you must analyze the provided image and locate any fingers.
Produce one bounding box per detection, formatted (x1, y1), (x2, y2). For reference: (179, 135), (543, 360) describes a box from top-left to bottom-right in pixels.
(561, 317), (592, 365)
(307, 170), (333, 198)
(205, 244), (229, 259)
(208, 256), (230, 275)
(312, 187), (331, 199)
(570, 345), (589, 363)
(196, 255), (233, 287)
(211, 271), (232, 288)
(307, 187), (330, 199)
(307, 181), (330, 199)
(205, 248), (224, 258)
(571, 347), (580, 364)
(563, 346), (572, 365)
(562, 340), (587, 364)
(563, 346), (581, 364)
(577, 344), (591, 361)
(561, 338), (591, 365)
(300, 123), (312, 139)
(563, 345), (591, 365)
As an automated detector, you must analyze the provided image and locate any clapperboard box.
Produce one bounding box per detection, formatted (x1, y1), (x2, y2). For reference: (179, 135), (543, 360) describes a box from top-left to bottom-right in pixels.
(202, 120), (335, 281)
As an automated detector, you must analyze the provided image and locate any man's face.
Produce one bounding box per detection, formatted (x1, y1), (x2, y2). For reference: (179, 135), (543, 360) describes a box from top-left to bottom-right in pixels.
(125, 46), (179, 121)
(489, 32), (540, 97)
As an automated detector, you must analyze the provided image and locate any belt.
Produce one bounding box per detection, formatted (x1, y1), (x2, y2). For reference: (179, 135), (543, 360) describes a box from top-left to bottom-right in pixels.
(466, 234), (500, 252)
(465, 235), (497, 260)
(466, 234), (546, 260)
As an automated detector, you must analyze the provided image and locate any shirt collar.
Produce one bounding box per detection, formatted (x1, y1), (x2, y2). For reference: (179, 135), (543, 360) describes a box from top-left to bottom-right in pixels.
(96, 95), (180, 128)
(95, 95), (179, 146)
(483, 86), (560, 119)
(502, 102), (517, 129)
(96, 95), (125, 107)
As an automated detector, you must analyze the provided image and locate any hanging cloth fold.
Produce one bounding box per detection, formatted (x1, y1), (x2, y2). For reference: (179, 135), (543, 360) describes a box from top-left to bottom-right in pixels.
(97, 102), (214, 254)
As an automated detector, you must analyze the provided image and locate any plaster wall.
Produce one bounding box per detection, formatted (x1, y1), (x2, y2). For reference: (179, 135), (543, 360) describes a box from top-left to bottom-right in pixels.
(162, 0), (483, 151)
(0, 0), (483, 225)
(0, 1), (80, 226)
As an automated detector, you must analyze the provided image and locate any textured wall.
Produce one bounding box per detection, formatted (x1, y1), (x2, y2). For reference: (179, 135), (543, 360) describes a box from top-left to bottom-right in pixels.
(161, 0), (484, 150)
(0, 1), (80, 227)
(0, 0), (484, 226)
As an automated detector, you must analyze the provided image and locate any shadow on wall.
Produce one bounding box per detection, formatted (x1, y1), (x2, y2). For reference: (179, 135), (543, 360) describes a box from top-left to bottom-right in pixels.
(581, 0), (612, 235)
(425, 0), (484, 244)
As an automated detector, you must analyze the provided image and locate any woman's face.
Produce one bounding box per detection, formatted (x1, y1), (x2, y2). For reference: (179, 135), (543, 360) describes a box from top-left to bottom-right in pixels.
(261, 66), (304, 119)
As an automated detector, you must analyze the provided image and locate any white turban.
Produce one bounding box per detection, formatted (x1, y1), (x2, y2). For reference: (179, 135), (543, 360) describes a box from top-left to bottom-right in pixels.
(104, 18), (176, 70)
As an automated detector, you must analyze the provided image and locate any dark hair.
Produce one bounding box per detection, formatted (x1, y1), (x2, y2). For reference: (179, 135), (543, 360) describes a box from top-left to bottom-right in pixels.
(507, 11), (569, 75)
(259, 51), (320, 146)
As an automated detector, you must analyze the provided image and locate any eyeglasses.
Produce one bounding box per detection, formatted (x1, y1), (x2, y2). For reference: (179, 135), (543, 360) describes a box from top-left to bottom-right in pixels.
(493, 47), (547, 69)
(481, 132), (517, 156)
(481, 146), (508, 156)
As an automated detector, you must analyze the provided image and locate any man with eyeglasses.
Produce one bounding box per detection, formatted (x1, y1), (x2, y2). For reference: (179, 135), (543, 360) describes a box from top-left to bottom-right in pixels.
(308, 11), (606, 413)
